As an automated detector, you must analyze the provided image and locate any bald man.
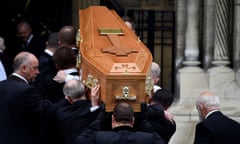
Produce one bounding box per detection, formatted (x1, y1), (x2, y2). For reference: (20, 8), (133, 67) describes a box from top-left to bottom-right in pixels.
(0, 52), (54, 144)
(58, 25), (78, 55)
(194, 91), (240, 144)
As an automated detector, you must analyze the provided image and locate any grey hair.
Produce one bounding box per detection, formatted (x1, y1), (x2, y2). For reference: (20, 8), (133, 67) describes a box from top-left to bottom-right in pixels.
(13, 52), (31, 71)
(151, 62), (161, 79)
(63, 79), (85, 99)
(196, 92), (220, 109)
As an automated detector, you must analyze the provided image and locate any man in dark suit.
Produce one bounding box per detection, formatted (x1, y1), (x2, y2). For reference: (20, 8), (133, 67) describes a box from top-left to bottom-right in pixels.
(194, 91), (240, 144)
(38, 46), (80, 144)
(16, 21), (46, 58)
(55, 79), (100, 144)
(52, 25), (81, 83)
(58, 25), (78, 55)
(143, 88), (176, 143)
(0, 52), (54, 144)
(73, 102), (166, 144)
(41, 46), (80, 103)
(34, 32), (59, 87)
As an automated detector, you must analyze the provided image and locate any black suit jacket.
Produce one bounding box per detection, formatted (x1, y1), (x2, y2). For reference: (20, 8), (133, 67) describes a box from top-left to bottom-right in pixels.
(194, 111), (240, 144)
(41, 70), (79, 103)
(21, 34), (45, 58)
(55, 99), (100, 144)
(0, 75), (54, 144)
(143, 104), (176, 143)
(73, 109), (166, 144)
(34, 51), (56, 87)
(75, 126), (166, 144)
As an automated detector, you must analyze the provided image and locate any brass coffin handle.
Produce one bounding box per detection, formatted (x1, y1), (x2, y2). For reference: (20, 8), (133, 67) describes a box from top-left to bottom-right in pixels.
(115, 86), (136, 101)
(82, 74), (98, 89)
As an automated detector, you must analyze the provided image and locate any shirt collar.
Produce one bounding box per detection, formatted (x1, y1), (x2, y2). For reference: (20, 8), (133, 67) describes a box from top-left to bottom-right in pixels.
(12, 73), (28, 84)
(205, 109), (219, 119)
(44, 49), (54, 56)
(64, 68), (78, 74)
(26, 34), (33, 45)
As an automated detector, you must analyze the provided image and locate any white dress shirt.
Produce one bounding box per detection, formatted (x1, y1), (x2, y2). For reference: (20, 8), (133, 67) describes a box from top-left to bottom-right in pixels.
(0, 60), (7, 81)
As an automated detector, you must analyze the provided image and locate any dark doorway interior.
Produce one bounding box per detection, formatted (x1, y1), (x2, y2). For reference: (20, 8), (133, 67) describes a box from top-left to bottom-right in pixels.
(0, 0), (72, 59)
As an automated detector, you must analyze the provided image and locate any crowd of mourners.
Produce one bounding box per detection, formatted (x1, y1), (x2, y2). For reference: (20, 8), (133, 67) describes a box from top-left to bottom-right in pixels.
(0, 20), (240, 144)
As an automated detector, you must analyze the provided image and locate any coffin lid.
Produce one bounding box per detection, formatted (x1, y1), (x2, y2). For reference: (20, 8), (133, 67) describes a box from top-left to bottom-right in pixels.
(79, 6), (152, 77)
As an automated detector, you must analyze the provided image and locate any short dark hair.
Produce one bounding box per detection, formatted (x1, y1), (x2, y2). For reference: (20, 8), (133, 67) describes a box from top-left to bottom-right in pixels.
(53, 46), (76, 69)
(113, 102), (134, 123)
(47, 32), (59, 48)
(152, 88), (174, 109)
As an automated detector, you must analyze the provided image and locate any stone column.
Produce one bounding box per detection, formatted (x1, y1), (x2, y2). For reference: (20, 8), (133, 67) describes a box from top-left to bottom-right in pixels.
(202, 0), (216, 70)
(208, 0), (239, 98)
(233, 0), (240, 71)
(212, 0), (230, 66)
(183, 0), (200, 66)
(233, 0), (240, 86)
(174, 0), (186, 99)
(175, 0), (186, 69)
(177, 0), (205, 102)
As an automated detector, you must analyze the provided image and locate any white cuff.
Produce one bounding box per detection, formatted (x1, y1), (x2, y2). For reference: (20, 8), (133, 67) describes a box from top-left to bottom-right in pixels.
(153, 85), (161, 93)
(90, 105), (100, 112)
(65, 75), (80, 82)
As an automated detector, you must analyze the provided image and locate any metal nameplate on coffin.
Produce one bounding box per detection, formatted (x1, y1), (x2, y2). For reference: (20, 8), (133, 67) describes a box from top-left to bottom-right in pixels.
(99, 28), (124, 35)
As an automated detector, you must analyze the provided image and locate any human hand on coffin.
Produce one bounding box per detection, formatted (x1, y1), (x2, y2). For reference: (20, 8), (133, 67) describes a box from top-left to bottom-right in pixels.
(90, 84), (100, 107)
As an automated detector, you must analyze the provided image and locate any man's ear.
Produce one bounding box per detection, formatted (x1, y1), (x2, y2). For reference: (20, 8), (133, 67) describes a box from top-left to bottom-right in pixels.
(154, 77), (160, 84)
(65, 96), (73, 104)
(21, 64), (28, 74)
(197, 103), (204, 111)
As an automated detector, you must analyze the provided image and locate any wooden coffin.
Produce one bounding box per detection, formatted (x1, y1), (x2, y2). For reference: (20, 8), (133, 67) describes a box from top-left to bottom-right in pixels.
(79, 6), (153, 112)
